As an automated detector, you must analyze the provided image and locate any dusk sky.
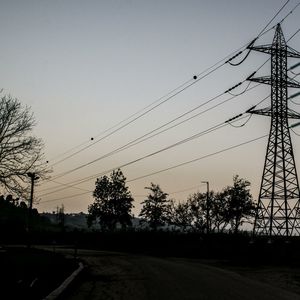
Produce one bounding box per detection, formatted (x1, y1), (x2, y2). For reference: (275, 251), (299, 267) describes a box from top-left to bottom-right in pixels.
(1, 0), (300, 214)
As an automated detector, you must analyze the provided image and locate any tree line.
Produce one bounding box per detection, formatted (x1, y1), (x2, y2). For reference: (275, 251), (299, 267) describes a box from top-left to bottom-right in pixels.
(88, 169), (255, 234)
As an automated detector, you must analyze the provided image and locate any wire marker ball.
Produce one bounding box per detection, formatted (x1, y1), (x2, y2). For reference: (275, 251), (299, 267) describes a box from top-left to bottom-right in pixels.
(91, 137), (94, 140)
(193, 75), (197, 80)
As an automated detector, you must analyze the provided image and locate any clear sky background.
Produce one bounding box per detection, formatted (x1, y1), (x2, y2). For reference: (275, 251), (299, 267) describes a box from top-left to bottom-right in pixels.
(0, 0), (300, 214)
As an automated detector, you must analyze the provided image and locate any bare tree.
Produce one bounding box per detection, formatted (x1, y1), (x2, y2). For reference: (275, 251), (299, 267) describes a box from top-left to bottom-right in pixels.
(0, 95), (49, 198)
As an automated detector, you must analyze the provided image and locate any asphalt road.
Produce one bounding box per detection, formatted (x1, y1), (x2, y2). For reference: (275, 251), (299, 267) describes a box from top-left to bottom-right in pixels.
(62, 250), (300, 300)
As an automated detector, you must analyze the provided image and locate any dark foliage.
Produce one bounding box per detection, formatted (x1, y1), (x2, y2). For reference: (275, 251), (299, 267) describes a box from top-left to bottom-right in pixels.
(88, 169), (134, 231)
(220, 175), (255, 234)
(139, 183), (171, 230)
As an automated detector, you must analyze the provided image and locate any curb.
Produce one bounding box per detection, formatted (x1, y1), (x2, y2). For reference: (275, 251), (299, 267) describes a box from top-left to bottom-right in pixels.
(43, 262), (84, 300)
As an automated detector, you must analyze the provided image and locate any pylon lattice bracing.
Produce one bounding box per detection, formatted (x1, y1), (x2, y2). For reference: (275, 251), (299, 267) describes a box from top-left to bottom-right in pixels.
(249, 24), (300, 236)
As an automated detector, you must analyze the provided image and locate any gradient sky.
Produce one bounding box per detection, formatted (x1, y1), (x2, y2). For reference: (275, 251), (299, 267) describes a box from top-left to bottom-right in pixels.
(1, 0), (300, 214)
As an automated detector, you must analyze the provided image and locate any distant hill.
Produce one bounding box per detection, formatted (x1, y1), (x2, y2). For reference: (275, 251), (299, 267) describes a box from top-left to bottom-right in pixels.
(40, 212), (142, 231)
(41, 212), (91, 230)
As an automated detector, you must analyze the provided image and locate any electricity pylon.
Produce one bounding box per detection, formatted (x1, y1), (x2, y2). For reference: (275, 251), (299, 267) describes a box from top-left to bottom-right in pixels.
(248, 24), (300, 236)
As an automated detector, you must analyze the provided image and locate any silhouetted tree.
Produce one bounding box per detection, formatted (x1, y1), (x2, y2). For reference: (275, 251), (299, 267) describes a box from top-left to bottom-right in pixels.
(209, 192), (229, 233)
(220, 175), (255, 234)
(183, 191), (229, 233)
(187, 192), (207, 233)
(139, 183), (171, 231)
(0, 95), (49, 198)
(0, 194), (27, 233)
(169, 200), (193, 231)
(87, 169), (134, 231)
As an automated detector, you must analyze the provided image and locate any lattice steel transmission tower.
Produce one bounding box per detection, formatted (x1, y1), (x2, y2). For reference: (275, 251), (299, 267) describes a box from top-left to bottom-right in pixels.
(248, 24), (300, 236)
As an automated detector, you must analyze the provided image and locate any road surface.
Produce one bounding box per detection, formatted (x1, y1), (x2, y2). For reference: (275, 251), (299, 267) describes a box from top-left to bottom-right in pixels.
(60, 249), (300, 300)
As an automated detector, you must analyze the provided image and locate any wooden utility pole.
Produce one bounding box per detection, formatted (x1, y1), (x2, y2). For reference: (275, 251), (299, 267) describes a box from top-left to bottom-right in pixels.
(202, 181), (210, 234)
(27, 172), (39, 247)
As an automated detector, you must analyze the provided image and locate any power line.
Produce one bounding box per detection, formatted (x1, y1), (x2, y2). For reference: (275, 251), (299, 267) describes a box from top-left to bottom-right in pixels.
(39, 190), (92, 204)
(38, 110), (254, 199)
(39, 5), (300, 205)
(50, 70), (262, 181)
(38, 88), (255, 194)
(47, 179), (90, 192)
(50, 56), (267, 180)
(51, 92), (228, 179)
(39, 7), (300, 198)
(168, 184), (207, 196)
(39, 134), (267, 204)
(127, 135), (268, 183)
(38, 82), (272, 196)
(51, 20), (299, 181)
(39, 62), (285, 195)
(133, 183), (207, 198)
(43, 77), (287, 195)
(257, 0), (290, 37)
(46, 1), (295, 168)
(278, 1), (300, 26)
(40, 122), (227, 197)
(49, 60), (231, 167)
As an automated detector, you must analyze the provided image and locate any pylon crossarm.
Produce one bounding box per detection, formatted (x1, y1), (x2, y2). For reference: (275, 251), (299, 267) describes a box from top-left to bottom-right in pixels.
(249, 76), (272, 85)
(287, 108), (300, 119)
(249, 107), (272, 116)
(286, 46), (300, 58)
(286, 77), (300, 88)
(249, 45), (273, 55)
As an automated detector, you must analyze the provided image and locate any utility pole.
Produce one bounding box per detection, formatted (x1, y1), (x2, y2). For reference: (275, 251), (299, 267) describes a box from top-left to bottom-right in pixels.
(248, 24), (300, 236)
(27, 172), (39, 247)
(202, 181), (210, 234)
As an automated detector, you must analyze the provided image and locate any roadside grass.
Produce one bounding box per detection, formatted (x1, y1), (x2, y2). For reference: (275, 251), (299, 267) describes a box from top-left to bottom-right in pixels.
(0, 246), (77, 300)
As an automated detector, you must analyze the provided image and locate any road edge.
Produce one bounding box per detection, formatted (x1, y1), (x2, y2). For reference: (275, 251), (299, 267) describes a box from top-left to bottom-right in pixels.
(43, 262), (84, 300)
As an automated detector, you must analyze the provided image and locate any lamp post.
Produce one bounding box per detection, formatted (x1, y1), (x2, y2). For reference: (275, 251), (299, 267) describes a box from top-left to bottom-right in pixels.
(202, 181), (210, 234)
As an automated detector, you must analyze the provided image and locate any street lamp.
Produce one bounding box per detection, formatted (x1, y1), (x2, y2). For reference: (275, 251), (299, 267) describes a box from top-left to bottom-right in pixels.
(201, 181), (210, 234)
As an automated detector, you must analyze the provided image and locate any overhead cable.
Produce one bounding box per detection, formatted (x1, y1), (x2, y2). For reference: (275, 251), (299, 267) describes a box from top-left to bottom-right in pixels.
(39, 133), (267, 204)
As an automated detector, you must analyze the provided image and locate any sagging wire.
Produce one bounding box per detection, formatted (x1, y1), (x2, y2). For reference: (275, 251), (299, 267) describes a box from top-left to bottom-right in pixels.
(225, 100), (259, 128)
(290, 98), (300, 105)
(289, 91), (300, 105)
(227, 81), (252, 97)
(224, 72), (256, 96)
(227, 39), (257, 66)
(291, 127), (300, 136)
(226, 114), (253, 128)
(289, 62), (300, 76)
(290, 70), (300, 76)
